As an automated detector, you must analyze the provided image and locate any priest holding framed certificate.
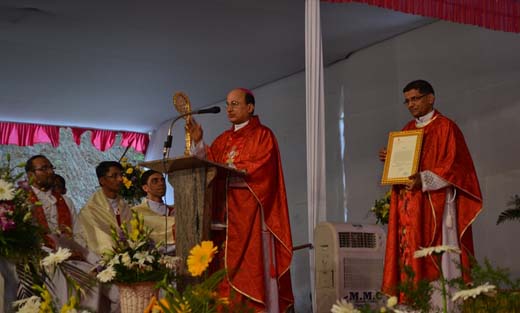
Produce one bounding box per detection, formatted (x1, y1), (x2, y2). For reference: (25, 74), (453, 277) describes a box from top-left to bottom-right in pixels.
(378, 80), (483, 309)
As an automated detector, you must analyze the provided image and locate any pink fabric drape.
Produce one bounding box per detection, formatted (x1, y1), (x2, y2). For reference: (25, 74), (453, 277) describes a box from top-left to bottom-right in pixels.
(71, 128), (116, 152)
(120, 131), (150, 154)
(0, 122), (60, 147)
(0, 121), (149, 153)
(323, 0), (520, 33)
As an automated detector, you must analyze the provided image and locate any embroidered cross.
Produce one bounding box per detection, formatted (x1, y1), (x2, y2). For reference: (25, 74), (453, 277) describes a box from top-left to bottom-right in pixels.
(226, 146), (238, 168)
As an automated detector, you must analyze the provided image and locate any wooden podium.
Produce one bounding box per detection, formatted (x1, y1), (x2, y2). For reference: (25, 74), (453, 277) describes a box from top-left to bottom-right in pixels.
(140, 156), (242, 270)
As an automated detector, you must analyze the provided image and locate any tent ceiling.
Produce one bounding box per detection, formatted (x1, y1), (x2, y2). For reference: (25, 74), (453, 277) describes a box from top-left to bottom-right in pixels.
(0, 1), (433, 132)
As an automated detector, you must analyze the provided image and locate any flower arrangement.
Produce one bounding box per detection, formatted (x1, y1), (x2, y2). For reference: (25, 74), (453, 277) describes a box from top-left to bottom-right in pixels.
(119, 157), (146, 206)
(147, 240), (254, 313)
(0, 154), (43, 262)
(370, 189), (391, 225)
(96, 210), (178, 284)
(13, 247), (93, 313)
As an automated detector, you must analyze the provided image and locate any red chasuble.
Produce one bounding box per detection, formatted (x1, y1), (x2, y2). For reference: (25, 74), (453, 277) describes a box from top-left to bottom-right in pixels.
(29, 189), (73, 248)
(382, 111), (482, 300)
(207, 116), (294, 312)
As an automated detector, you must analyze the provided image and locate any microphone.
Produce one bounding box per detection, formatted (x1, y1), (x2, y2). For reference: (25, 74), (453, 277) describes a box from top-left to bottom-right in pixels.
(163, 106), (221, 158)
(195, 106), (220, 114)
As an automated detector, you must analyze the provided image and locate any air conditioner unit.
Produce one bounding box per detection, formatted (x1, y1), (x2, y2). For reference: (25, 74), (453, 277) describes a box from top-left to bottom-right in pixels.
(314, 222), (386, 313)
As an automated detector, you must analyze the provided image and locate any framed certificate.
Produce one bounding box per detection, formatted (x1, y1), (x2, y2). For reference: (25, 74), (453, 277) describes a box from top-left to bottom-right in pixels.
(381, 129), (424, 185)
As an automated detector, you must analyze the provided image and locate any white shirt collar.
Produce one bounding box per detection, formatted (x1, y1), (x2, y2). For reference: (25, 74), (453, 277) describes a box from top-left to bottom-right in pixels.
(31, 186), (56, 204)
(146, 198), (169, 216)
(415, 110), (435, 128)
(31, 185), (52, 196)
(233, 120), (249, 131)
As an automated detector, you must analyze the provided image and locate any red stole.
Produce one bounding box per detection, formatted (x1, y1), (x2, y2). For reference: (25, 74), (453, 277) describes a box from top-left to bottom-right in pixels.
(29, 189), (73, 248)
(382, 111), (482, 299)
(208, 116), (294, 312)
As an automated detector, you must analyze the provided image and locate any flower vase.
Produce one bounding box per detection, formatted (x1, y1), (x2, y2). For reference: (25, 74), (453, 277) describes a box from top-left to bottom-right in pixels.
(118, 281), (159, 313)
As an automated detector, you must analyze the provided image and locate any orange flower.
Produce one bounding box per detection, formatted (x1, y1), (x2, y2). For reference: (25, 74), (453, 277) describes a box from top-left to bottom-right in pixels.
(186, 241), (218, 277)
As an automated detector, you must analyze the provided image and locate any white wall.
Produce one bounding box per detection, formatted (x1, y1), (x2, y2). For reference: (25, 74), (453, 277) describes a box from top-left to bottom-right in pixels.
(147, 20), (520, 312)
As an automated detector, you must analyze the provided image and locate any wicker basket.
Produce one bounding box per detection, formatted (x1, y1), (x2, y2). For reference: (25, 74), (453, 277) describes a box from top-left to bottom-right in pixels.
(118, 281), (159, 313)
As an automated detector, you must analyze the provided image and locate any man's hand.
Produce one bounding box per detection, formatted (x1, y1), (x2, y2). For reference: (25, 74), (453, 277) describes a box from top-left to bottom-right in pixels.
(379, 148), (387, 162)
(186, 118), (203, 144)
(406, 173), (422, 191)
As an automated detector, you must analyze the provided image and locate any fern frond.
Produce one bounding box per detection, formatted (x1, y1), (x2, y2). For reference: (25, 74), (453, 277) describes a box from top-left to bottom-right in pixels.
(496, 195), (520, 225)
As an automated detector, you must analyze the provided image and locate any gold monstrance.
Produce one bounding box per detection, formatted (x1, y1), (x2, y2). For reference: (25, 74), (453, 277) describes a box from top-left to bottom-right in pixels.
(173, 92), (192, 156)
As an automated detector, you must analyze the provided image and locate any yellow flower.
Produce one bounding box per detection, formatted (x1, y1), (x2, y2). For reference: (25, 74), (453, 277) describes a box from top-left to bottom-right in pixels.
(217, 297), (230, 305)
(145, 296), (170, 313)
(187, 241), (218, 277)
(60, 295), (77, 313)
(39, 287), (53, 313)
(123, 176), (132, 189)
(130, 217), (140, 241)
(176, 301), (192, 313)
(126, 167), (134, 174)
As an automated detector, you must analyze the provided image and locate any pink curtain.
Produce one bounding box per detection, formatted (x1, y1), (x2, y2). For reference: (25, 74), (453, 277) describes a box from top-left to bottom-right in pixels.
(323, 0), (520, 33)
(1, 121), (149, 153)
(120, 131), (150, 154)
(0, 122), (60, 147)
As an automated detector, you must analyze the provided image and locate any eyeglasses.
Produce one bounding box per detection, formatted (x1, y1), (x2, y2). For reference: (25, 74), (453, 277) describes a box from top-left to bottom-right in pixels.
(226, 100), (243, 108)
(33, 166), (56, 173)
(403, 94), (428, 105)
(105, 173), (123, 179)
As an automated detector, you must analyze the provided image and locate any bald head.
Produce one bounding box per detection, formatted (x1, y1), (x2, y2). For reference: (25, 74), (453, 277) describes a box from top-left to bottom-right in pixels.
(226, 88), (255, 124)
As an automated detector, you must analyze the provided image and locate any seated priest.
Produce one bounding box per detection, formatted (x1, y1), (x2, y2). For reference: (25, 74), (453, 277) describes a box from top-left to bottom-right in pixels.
(75, 161), (131, 256)
(130, 169), (175, 253)
(24, 155), (99, 310)
(75, 161), (132, 312)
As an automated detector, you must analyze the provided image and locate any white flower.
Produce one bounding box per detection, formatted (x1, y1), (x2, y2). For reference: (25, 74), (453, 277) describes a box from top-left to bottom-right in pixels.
(121, 252), (132, 267)
(451, 283), (497, 302)
(413, 245), (461, 258)
(128, 239), (146, 250)
(0, 179), (15, 201)
(134, 251), (154, 266)
(160, 255), (182, 270)
(13, 296), (41, 313)
(386, 296), (398, 308)
(330, 299), (360, 313)
(41, 247), (72, 271)
(97, 265), (116, 283)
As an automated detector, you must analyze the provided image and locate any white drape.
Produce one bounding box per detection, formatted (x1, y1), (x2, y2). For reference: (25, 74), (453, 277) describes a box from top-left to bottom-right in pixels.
(305, 0), (327, 311)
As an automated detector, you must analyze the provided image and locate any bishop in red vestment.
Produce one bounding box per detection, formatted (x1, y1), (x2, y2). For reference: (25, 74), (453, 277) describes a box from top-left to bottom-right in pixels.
(380, 80), (482, 303)
(189, 88), (294, 313)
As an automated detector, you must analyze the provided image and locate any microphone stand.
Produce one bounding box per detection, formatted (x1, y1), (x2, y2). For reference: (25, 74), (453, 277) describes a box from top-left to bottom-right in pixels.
(163, 111), (195, 160)
(160, 106), (220, 257)
(162, 106), (220, 159)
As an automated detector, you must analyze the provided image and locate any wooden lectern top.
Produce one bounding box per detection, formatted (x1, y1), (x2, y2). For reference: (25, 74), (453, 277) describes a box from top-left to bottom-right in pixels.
(140, 155), (244, 176)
